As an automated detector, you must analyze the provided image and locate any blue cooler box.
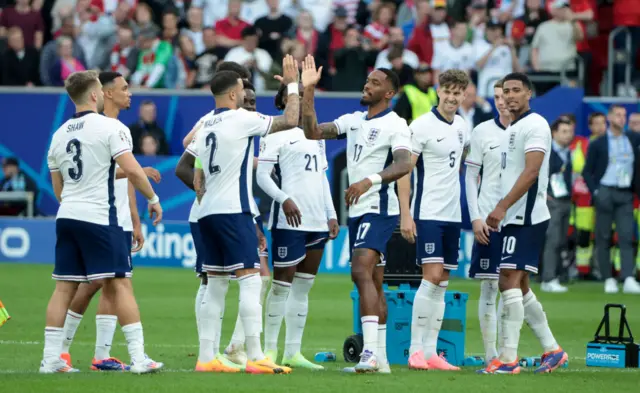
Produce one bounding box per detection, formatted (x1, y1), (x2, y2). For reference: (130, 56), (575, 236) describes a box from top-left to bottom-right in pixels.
(350, 284), (468, 366)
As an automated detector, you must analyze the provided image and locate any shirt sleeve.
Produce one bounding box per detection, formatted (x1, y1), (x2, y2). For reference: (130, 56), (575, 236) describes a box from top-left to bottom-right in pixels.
(323, 173), (337, 220)
(524, 118), (551, 154)
(465, 163), (482, 222)
(465, 128), (483, 169)
(109, 127), (133, 159)
(243, 109), (274, 137)
(256, 159), (289, 204)
(320, 140), (329, 171)
(391, 118), (412, 153)
(258, 134), (282, 163)
(409, 120), (426, 155)
(47, 143), (59, 172)
(333, 112), (353, 140)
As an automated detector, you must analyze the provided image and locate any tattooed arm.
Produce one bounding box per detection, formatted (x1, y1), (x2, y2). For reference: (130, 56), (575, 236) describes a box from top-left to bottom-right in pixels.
(194, 167), (206, 203)
(301, 85), (339, 140)
(268, 93), (300, 134)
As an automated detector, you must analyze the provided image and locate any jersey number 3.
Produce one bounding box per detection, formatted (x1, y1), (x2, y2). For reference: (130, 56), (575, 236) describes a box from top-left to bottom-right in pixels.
(206, 133), (222, 175)
(66, 139), (83, 181)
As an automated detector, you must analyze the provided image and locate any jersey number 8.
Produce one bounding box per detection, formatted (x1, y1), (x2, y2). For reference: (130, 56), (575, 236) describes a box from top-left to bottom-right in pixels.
(206, 133), (222, 175)
(66, 139), (83, 181)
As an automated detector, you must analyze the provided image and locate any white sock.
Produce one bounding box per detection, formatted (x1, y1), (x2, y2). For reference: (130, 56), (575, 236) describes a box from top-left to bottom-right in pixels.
(94, 315), (117, 360)
(239, 273), (265, 361)
(423, 280), (447, 359)
(409, 280), (430, 355)
(500, 288), (524, 363)
(478, 279), (499, 362)
(523, 290), (559, 353)
(198, 276), (229, 363)
(61, 310), (83, 353)
(260, 276), (270, 305)
(378, 324), (387, 364)
(497, 294), (504, 352)
(122, 322), (146, 364)
(264, 280), (291, 353)
(361, 315), (379, 354)
(284, 273), (314, 358)
(195, 284), (207, 338)
(229, 313), (245, 348)
(43, 327), (64, 364)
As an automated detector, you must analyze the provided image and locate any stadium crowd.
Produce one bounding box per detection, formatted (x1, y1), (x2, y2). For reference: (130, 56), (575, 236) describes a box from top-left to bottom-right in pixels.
(0, 0), (639, 95)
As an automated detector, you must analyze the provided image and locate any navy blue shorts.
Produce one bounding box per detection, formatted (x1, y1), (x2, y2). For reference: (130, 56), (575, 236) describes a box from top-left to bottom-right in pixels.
(124, 230), (133, 271)
(469, 231), (502, 279)
(499, 221), (549, 275)
(190, 222), (207, 275)
(271, 228), (328, 268)
(198, 213), (260, 273)
(416, 220), (461, 271)
(347, 214), (398, 267)
(54, 218), (130, 282)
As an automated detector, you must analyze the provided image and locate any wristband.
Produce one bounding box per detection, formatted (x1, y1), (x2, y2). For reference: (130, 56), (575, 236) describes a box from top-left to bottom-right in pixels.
(367, 174), (382, 186)
(148, 195), (159, 205)
(287, 83), (299, 96)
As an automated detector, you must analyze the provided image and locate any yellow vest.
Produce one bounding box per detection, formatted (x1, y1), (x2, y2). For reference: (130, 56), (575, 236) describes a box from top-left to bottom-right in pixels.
(403, 85), (438, 121)
(571, 140), (586, 174)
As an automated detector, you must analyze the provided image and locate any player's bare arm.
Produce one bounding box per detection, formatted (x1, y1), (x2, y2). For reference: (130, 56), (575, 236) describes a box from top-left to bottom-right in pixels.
(268, 54), (300, 134)
(175, 152), (196, 191)
(182, 122), (203, 148)
(486, 150), (545, 229)
(128, 181), (144, 252)
(397, 154), (419, 243)
(50, 171), (63, 202)
(345, 148), (414, 207)
(194, 167), (206, 203)
(116, 167), (161, 183)
(115, 151), (162, 225)
(299, 55), (337, 140)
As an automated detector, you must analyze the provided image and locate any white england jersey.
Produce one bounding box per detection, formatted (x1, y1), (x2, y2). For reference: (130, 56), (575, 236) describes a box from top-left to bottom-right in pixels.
(47, 111), (131, 226)
(410, 108), (469, 222)
(114, 126), (134, 231)
(501, 111), (551, 226)
(465, 118), (506, 222)
(194, 107), (272, 216)
(259, 127), (330, 231)
(334, 108), (412, 218)
(431, 41), (475, 73)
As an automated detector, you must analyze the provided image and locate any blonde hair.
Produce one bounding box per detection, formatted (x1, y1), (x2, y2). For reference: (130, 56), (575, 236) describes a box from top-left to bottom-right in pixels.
(438, 69), (470, 90)
(65, 70), (100, 104)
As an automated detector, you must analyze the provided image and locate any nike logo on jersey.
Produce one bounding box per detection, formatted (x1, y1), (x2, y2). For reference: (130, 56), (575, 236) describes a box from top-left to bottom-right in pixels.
(437, 138), (445, 142)
(289, 141), (300, 145)
(490, 145), (499, 150)
(501, 256), (512, 261)
(354, 242), (366, 247)
(350, 127), (358, 131)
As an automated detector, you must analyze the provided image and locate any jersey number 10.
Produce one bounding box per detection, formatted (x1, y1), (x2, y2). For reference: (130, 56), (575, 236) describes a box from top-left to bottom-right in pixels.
(206, 133), (222, 175)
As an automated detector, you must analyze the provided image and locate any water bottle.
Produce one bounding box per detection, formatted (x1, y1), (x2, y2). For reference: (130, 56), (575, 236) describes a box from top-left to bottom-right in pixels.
(314, 352), (336, 362)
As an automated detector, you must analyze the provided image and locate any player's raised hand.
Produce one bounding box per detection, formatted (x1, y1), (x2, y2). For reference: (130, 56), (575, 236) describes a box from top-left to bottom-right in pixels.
(345, 178), (373, 207)
(301, 54), (323, 88)
(400, 213), (417, 244)
(282, 198), (302, 227)
(148, 201), (163, 226)
(472, 219), (490, 245)
(281, 54), (299, 85)
(132, 224), (145, 252)
(486, 203), (506, 231)
(328, 218), (340, 240)
(143, 167), (161, 183)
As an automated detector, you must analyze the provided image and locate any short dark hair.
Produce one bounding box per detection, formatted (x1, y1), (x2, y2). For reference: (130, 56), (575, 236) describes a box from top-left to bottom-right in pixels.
(377, 68), (400, 95)
(551, 117), (572, 133)
(609, 104), (626, 114)
(99, 71), (123, 86)
(274, 83), (302, 110)
(215, 61), (251, 79)
(241, 25), (258, 39)
(2, 157), (19, 167)
(242, 79), (255, 92)
(588, 111), (606, 125)
(559, 113), (576, 124)
(503, 72), (533, 90)
(140, 100), (155, 107)
(210, 70), (241, 96)
(438, 69), (469, 90)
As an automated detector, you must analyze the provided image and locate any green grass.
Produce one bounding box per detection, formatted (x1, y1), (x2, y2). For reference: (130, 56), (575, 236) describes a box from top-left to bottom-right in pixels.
(1, 263), (639, 392)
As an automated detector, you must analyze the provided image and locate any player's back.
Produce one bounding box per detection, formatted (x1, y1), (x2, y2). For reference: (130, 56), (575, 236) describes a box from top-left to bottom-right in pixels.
(501, 111), (551, 226)
(196, 107), (271, 216)
(48, 112), (130, 226)
(465, 117), (506, 219)
(410, 109), (468, 222)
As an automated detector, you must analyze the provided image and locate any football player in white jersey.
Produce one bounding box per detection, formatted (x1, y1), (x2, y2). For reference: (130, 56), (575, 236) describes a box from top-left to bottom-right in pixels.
(298, 55), (413, 373)
(42, 71), (163, 374)
(480, 73), (567, 374)
(256, 82), (340, 370)
(192, 55), (300, 374)
(397, 69), (469, 371)
(58, 72), (161, 372)
(464, 78), (511, 364)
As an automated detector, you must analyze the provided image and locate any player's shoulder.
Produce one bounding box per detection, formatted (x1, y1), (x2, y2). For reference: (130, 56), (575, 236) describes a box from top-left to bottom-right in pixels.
(410, 110), (436, 126)
(473, 117), (501, 134)
(339, 110), (365, 122)
(453, 114), (466, 127)
(264, 127), (300, 144)
(519, 111), (550, 134)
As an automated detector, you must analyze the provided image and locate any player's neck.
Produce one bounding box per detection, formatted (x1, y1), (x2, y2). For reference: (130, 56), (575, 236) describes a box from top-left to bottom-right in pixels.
(75, 104), (97, 114)
(511, 106), (531, 122)
(103, 103), (120, 119)
(435, 105), (455, 123)
(499, 114), (511, 128)
(366, 102), (390, 119)
(214, 97), (236, 110)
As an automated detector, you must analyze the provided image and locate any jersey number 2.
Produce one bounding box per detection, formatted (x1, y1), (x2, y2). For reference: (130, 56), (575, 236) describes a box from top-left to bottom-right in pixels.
(206, 133), (222, 175)
(66, 139), (83, 181)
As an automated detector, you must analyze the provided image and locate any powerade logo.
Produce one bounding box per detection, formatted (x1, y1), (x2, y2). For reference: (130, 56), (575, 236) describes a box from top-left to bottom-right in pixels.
(587, 353), (620, 362)
(0, 227), (30, 259)
(586, 345), (625, 368)
(137, 223), (197, 268)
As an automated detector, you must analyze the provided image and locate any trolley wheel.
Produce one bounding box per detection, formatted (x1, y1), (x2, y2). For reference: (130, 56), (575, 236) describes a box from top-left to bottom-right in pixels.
(343, 334), (363, 363)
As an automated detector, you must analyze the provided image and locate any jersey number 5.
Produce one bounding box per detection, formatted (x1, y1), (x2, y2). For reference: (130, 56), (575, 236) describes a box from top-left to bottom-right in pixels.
(206, 133), (222, 175)
(66, 139), (83, 181)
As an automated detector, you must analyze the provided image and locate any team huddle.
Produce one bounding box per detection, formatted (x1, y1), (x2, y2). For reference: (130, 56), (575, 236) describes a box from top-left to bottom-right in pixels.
(40, 53), (567, 375)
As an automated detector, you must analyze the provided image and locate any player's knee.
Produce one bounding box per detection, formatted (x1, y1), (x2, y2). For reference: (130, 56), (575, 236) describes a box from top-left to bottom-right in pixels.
(498, 270), (521, 292)
(350, 264), (371, 285)
(421, 264), (444, 284)
(273, 266), (295, 283)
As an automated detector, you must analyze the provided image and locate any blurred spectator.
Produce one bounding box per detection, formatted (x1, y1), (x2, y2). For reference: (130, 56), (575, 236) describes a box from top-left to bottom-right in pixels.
(531, 0), (582, 94)
(182, 6), (205, 55)
(432, 21), (474, 80)
(224, 25), (272, 91)
(49, 36), (86, 86)
(176, 34), (197, 88)
(511, 0), (548, 68)
(375, 27), (418, 70)
(564, 0), (595, 94)
(298, 0), (332, 32)
(588, 111), (606, 138)
(396, 0), (418, 29)
(363, 1), (395, 51)
(130, 101), (170, 155)
(102, 25), (139, 80)
(0, 0), (44, 49)
(294, 11), (318, 57)
(387, 46), (413, 87)
(215, 0), (250, 49)
(1, 27), (40, 86)
(130, 27), (173, 88)
(0, 157), (38, 216)
(407, 0), (434, 65)
(40, 15), (86, 86)
(193, 28), (227, 89)
(474, 22), (518, 97)
(50, 2), (75, 34)
(393, 64), (437, 124)
(629, 113), (640, 133)
(429, 0), (450, 56)
(493, 0), (526, 24)
(332, 26), (377, 91)
(140, 133), (160, 156)
(265, 39), (304, 90)
(254, 0), (293, 58)
(333, 0), (358, 25)
(191, 0), (229, 28)
(457, 83), (493, 134)
(133, 3), (158, 37)
(612, 0), (640, 96)
(75, 0), (118, 69)
(316, 6), (350, 84)
(240, 0), (269, 24)
(468, 0), (489, 44)
(161, 9), (180, 46)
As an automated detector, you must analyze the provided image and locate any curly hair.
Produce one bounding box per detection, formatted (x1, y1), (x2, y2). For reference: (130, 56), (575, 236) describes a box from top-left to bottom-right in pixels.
(438, 69), (470, 91)
(274, 83), (303, 110)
